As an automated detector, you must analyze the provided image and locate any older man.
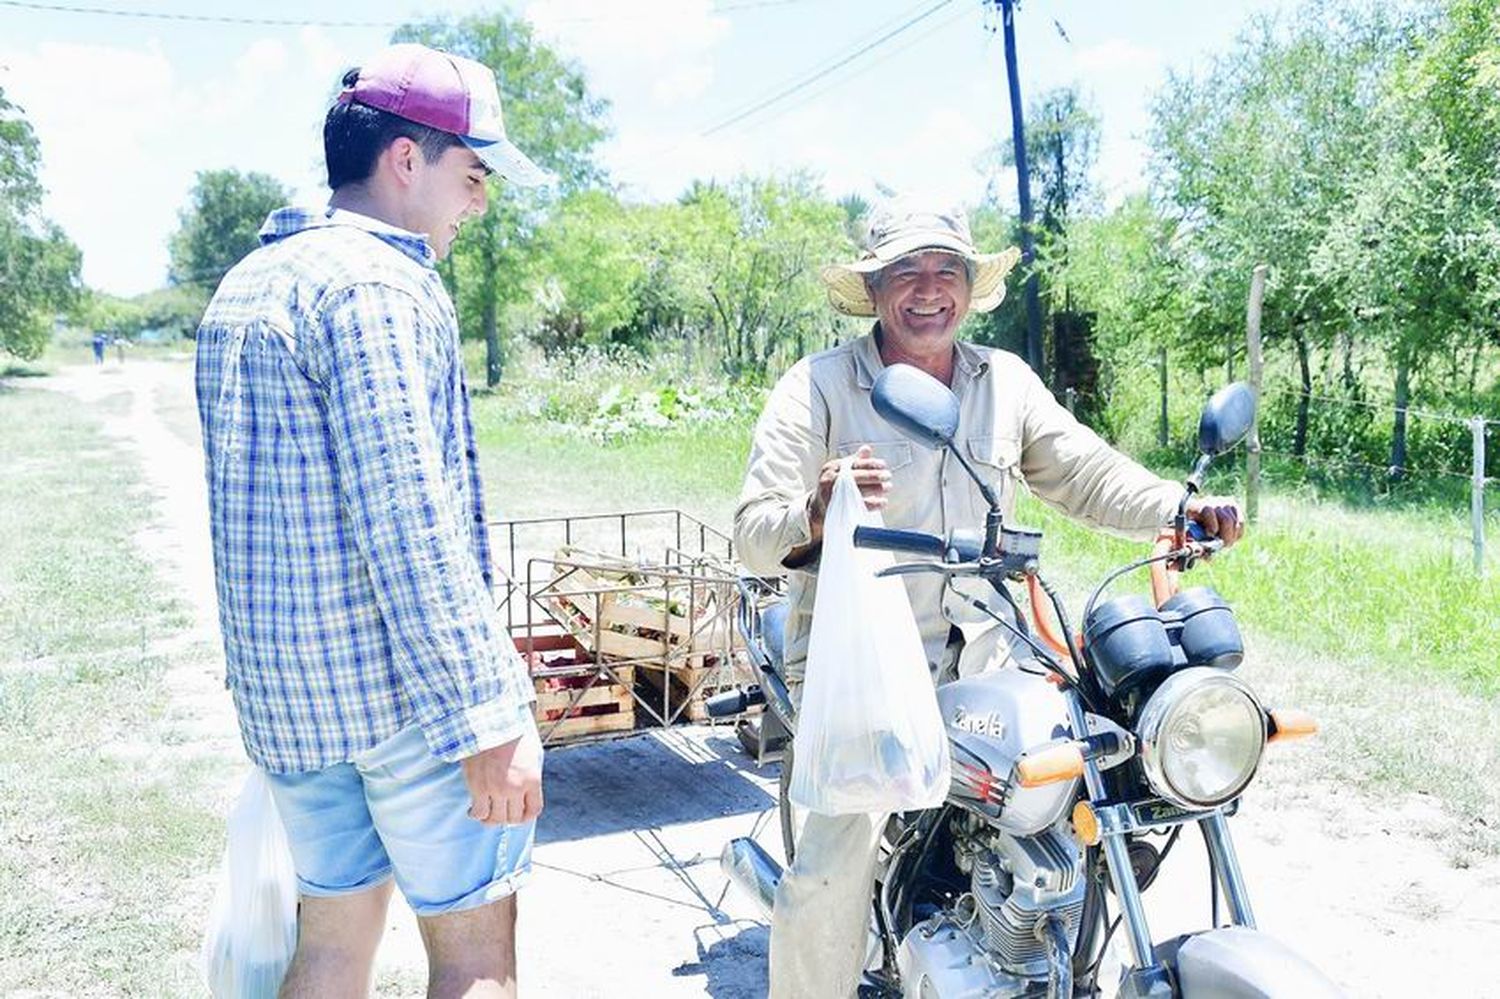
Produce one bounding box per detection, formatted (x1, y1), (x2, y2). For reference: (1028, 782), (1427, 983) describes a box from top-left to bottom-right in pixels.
(733, 202), (1242, 998)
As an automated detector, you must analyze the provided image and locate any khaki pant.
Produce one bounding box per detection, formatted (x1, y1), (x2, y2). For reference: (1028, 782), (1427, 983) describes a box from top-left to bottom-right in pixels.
(768, 809), (888, 999)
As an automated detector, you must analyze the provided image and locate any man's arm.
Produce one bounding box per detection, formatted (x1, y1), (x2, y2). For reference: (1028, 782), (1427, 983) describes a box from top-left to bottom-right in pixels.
(317, 284), (537, 776)
(734, 361), (827, 574)
(1015, 362), (1241, 543)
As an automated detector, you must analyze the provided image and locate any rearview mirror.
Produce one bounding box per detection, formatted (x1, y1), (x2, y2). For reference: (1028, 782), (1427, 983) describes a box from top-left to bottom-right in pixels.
(871, 364), (959, 450)
(1197, 383), (1256, 457)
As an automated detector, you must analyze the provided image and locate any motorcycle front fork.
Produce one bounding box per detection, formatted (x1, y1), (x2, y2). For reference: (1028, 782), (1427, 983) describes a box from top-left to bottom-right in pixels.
(1065, 696), (1257, 987)
(1097, 810), (1257, 969)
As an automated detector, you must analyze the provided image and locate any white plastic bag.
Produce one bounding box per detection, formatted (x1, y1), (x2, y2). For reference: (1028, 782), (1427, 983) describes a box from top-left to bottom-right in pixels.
(200, 770), (299, 999)
(788, 461), (951, 814)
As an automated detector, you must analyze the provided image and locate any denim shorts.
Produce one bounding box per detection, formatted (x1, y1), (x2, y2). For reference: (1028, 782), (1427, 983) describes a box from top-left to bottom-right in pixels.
(264, 723), (536, 917)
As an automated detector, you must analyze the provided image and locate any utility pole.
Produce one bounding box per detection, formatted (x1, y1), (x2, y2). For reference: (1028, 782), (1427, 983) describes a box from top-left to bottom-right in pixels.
(998, 0), (1045, 378)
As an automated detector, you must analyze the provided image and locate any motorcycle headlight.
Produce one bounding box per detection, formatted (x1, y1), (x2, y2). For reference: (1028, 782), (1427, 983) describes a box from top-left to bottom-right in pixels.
(1136, 667), (1265, 810)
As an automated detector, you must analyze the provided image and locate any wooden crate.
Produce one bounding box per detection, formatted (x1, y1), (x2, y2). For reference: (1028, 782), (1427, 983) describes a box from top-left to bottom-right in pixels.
(515, 629), (636, 745)
(543, 551), (742, 666)
(635, 656), (758, 724)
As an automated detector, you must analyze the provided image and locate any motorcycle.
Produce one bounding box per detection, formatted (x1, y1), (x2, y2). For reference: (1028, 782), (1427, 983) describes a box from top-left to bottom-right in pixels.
(710, 364), (1343, 998)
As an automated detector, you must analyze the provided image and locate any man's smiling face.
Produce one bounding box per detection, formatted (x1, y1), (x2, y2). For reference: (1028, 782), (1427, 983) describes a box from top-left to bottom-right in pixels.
(869, 250), (973, 353)
(408, 144), (491, 260)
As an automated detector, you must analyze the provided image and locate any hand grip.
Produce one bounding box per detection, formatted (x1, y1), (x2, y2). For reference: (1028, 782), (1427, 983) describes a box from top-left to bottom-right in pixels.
(852, 526), (946, 557)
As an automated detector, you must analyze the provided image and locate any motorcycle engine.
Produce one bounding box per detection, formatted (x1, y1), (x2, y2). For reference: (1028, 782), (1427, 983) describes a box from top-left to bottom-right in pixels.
(897, 817), (1086, 997)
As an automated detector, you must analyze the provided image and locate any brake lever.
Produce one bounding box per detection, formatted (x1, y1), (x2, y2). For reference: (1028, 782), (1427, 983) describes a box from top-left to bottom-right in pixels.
(875, 560), (980, 578)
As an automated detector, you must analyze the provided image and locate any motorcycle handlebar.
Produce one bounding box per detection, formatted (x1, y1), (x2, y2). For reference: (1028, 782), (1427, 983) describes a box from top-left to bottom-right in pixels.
(852, 525), (948, 558)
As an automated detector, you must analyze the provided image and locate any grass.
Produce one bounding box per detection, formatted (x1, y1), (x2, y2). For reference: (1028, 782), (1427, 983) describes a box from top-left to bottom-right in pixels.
(470, 362), (1500, 852)
(0, 379), (224, 994)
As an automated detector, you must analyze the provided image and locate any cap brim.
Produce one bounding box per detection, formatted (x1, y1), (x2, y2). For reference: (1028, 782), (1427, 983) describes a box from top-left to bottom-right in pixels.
(463, 136), (553, 188)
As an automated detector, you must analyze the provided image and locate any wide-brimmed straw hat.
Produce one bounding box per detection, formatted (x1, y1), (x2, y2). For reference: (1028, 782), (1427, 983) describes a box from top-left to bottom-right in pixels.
(820, 202), (1022, 317)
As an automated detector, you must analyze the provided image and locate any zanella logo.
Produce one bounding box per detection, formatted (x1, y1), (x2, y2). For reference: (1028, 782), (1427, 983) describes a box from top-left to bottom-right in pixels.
(951, 705), (1005, 738)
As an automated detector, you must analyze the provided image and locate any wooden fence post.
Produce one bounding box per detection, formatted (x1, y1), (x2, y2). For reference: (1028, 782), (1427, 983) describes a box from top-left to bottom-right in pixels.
(1473, 416), (1486, 575)
(1245, 265), (1267, 524)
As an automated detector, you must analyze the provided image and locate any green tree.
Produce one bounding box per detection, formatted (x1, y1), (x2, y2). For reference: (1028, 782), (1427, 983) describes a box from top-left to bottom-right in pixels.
(168, 169), (290, 291)
(670, 175), (849, 381)
(0, 86), (81, 360)
(1313, 0), (1500, 473)
(395, 13), (609, 386)
(1149, 1), (1425, 457)
(531, 190), (647, 350)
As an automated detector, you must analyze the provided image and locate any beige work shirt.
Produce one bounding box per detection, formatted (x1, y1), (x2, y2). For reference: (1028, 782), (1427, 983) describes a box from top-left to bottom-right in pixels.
(734, 330), (1183, 680)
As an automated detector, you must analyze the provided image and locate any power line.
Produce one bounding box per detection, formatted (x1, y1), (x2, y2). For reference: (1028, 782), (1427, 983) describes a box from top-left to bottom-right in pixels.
(0, 0), (399, 27)
(699, 0), (956, 137)
(0, 0), (814, 29)
(724, 1), (972, 136)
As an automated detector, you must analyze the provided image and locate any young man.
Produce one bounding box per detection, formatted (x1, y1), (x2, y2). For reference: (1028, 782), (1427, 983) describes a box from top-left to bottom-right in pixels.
(734, 202), (1243, 998)
(195, 44), (549, 998)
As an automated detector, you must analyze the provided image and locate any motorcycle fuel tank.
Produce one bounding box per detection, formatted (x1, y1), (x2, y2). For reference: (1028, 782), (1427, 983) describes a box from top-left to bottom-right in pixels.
(937, 668), (1078, 836)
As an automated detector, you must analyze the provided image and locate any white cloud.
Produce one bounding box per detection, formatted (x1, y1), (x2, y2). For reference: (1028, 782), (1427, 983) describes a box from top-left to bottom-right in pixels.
(524, 0), (728, 104)
(1073, 39), (1163, 77)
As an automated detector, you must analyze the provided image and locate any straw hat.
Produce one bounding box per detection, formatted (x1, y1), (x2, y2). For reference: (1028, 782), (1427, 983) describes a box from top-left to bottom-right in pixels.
(820, 202), (1021, 318)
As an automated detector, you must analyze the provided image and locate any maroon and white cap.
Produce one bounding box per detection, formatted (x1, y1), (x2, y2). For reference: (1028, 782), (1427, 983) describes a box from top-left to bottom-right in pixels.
(338, 43), (550, 188)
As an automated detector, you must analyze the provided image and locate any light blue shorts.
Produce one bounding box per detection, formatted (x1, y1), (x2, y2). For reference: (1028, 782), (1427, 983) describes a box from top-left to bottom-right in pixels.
(264, 723), (535, 917)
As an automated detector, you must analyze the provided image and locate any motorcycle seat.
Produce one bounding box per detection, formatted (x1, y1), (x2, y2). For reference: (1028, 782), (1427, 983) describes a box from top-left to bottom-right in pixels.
(760, 598), (788, 672)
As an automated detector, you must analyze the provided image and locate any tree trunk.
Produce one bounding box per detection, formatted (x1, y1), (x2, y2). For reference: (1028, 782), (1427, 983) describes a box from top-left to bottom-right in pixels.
(1340, 328), (1357, 394)
(1293, 330), (1311, 457)
(481, 240), (502, 388)
(1158, 346), (1169, 448)
(1390, 348), (1410, 478)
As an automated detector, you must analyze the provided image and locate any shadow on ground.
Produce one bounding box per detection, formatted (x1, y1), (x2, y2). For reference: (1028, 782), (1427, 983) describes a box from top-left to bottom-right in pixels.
(537, 729), (778, 845)
(673, 921), (770, 999)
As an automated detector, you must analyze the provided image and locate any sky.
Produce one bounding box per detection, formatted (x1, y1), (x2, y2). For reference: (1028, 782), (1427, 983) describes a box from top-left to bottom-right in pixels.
(0, 0), (1293, 296)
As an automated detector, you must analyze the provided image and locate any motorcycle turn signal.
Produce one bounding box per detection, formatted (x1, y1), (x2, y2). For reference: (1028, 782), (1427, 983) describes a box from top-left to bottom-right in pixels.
(1267, 707), (1319, 743)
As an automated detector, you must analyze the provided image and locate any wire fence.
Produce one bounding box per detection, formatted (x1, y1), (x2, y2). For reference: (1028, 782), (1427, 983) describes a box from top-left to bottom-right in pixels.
(1057, 377), (1496, 572)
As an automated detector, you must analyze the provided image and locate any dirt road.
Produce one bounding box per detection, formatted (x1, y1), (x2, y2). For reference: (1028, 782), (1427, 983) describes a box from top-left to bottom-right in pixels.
(45, 358), (1500, 997)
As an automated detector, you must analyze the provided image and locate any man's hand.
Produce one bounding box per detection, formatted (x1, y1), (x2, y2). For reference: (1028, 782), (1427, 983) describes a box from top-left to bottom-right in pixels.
(1185, 496), (1245, 548)
(461, 728), (543, 826)
(807, 444), (891, 544)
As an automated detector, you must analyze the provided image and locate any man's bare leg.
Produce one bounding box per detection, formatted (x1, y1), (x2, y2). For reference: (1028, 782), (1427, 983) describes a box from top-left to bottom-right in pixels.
(278, 880), (393, 999)
(419, 894), (519, 999)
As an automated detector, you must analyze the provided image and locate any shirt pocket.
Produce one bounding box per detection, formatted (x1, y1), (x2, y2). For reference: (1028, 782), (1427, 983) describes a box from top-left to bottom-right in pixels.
(835, 439), (914, 472)
(963, 435), (1022, 518)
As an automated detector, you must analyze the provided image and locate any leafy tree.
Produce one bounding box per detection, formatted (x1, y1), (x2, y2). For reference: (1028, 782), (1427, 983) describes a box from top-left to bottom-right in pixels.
(395, 13), (609, 386)
(168, 169), (290, 291)
(531, 190), (647, 350)
(88, 285), (206, 341)
(0, 86), (82, 360)
(670, 175), (849, 381)
(1313, 0), (1500, 473)
(1001, 86), (1100, 240)
(1149, 1), (1425, 457)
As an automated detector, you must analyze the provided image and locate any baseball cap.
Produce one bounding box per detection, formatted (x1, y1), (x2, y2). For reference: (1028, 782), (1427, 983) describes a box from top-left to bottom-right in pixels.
(338, 43), (551, 188)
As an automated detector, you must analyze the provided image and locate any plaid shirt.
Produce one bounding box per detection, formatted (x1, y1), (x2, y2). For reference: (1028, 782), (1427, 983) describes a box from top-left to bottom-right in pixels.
(195, 206), (533, 774)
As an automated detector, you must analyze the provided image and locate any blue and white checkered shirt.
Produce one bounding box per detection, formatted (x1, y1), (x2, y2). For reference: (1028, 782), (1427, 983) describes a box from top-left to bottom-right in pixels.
(195, 206), (533, 774)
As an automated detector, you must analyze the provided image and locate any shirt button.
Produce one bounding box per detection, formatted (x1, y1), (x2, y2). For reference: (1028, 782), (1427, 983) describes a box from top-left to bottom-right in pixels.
(465, 448), (477, 459)
(474, 514), (484, 523)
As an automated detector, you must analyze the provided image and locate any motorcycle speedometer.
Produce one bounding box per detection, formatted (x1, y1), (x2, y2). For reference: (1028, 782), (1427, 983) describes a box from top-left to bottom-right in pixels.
(1136, 667), (1265, 810)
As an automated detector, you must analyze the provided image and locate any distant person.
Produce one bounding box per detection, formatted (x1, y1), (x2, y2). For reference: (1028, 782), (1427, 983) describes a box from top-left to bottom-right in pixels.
(195, 43), (550, 999)
(91, 332), (106, 365)
(112, 336), (127, 364)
